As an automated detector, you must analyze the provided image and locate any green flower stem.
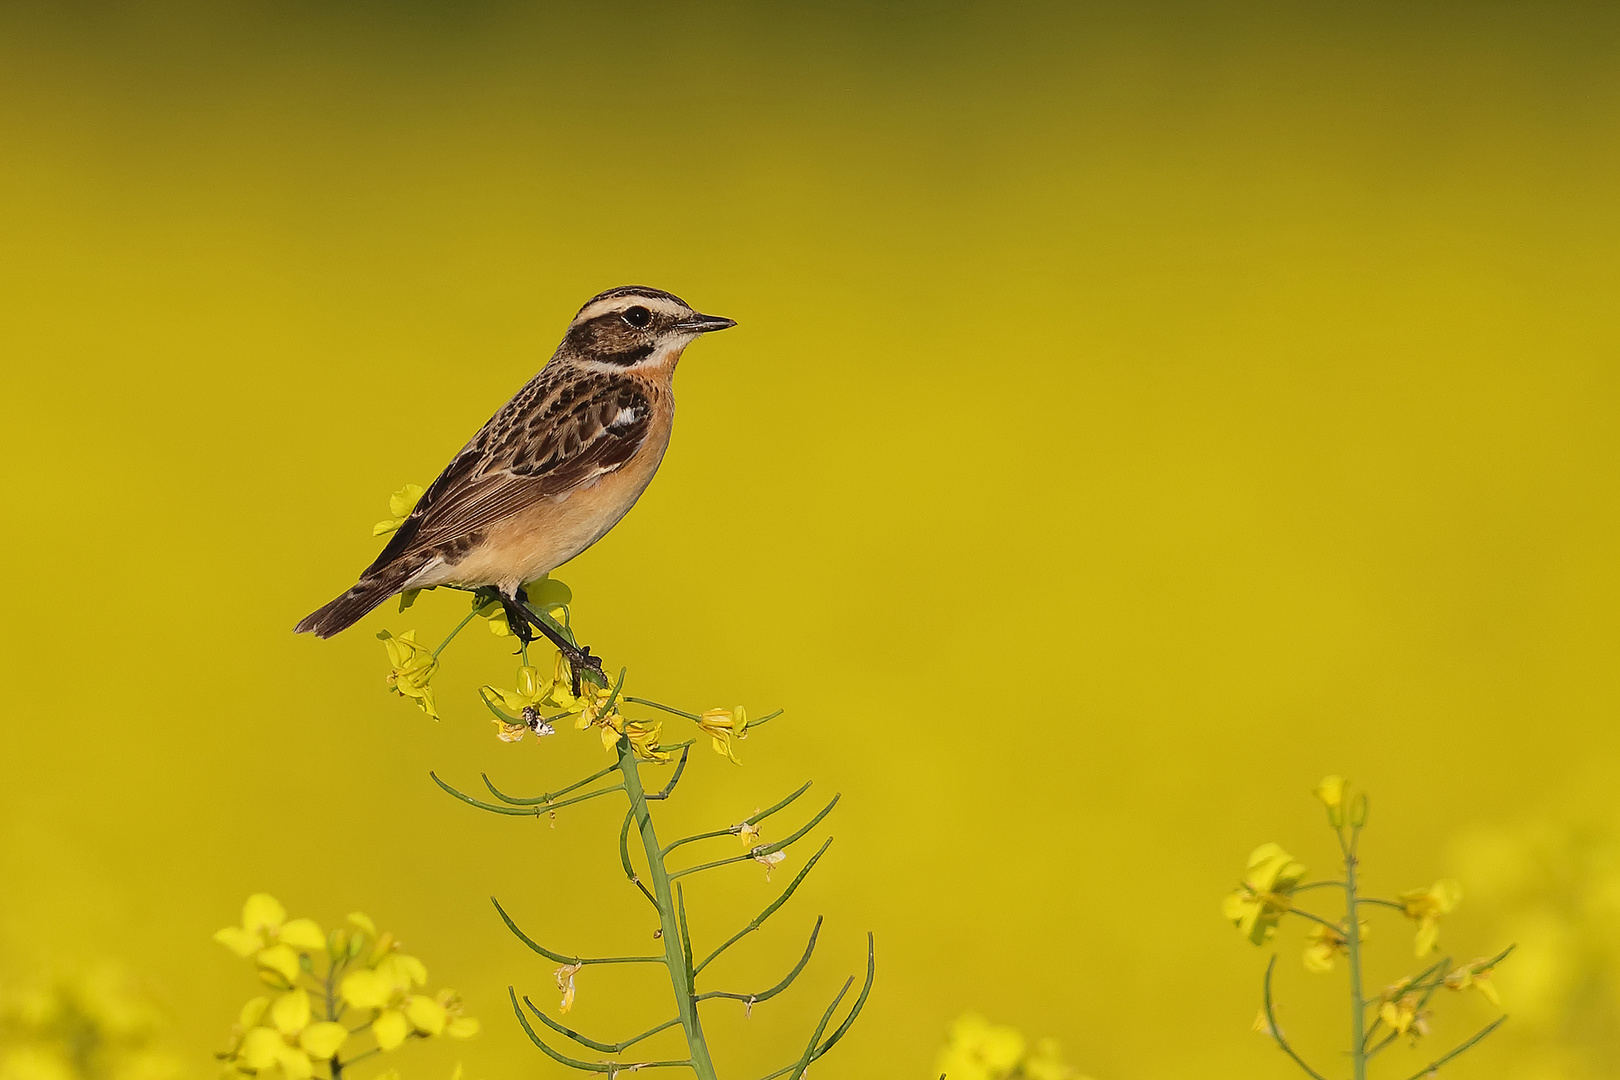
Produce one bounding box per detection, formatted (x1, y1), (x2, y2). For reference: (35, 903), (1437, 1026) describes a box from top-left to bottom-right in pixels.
(432, 609), (483, 658)
(1355, 897), (1406, 911)
(1262, 956), (1329, 1080)
(521, 997), (683, 1054)
(662, 781), (814, 859)
(616, 738), (720, 1080)
(1398, 1016), (1507, 1080)
(694, 838), (833, 975)
(481, 763), (619, 806)
(1285, 907), (1347, 934)
(1341, 826), (1368, 1080)
(490, 896), (663, 966)
(670, 796), (840, 880)
(698, 916), (822, 1005)
(430, 771), (624, 816)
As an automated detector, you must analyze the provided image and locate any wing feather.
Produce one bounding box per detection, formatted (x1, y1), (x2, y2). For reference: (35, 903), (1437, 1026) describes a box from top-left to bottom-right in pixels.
(362, 368), (653, 577)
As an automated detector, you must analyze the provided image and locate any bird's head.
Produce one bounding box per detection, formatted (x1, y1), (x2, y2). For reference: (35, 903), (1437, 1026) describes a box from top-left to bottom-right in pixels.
(562, 286), (736, 372)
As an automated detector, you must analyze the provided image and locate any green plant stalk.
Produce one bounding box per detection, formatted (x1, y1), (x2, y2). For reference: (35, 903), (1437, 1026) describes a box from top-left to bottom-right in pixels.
(1342, 828), (1367, 1080)
(616, 738), (719, 1080)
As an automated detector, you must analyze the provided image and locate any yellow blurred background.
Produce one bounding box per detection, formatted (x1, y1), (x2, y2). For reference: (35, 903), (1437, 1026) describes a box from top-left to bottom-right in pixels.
(3, 2), (1618, 1078)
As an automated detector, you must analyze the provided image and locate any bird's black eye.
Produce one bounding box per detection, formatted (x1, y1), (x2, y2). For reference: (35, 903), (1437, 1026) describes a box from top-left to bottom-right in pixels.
(622, 306), (651, 329)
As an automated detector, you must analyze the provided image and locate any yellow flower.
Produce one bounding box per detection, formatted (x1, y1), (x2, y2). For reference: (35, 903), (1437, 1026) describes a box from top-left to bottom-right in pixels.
(480, 666), (561, 742)
(373, 484), (424, 536)
(554, 964), (582, 1015)
(214, 895), (327, 984)
(1251, 1007), (1283, 1040)
(234, 991), (349, 1080)
(1444, 957), (1503, 1007)
(696, 707), (748, 764)
(754, 850), (786, 881)
(379, 630), (439, 720)
(576, 692), (670, 763)
(1222, 844), (1308, 945)
(1378, 993), (1431, 1043)
(1314, 775), (1346, 810)
(339, 951), (433, 1051)
(1400, 880), (1462, 956)
(737, 820), (762, 847)
(933, 1013), (1025, 1080)
(1302, 917), (1370, 973)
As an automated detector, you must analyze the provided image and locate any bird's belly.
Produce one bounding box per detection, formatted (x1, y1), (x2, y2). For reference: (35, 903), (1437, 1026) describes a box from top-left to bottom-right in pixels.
(432, 447), (667, 591)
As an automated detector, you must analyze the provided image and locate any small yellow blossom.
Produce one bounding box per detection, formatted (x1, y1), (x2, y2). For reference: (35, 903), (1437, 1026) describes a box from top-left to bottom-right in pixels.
(234, 990), (350, 1079)
(1400, 879), (1462, 956)
(554, 964), (582, 1015)
(1302, 917), (1370, 973)
(379, 630), (439, 720)
(737, 820), (762, 847)
(214, 895), (327, 985)
(575, 691), (670, 763)
(373, 484), (424, 536)
(340, 951), (440, 1051)
(1251, 1006), (1284, 1039)
(1378, 993), (1431, 1043)
(1444, 958), (1502, 1007)
(697, 707), (748, 763)
(932, 1013), (1025, 1080)
(1314, 775), (1346, 810)
(754, 850), (786, 881)
(1222, 844), (1308, 946)
(480, 666), (561, 742)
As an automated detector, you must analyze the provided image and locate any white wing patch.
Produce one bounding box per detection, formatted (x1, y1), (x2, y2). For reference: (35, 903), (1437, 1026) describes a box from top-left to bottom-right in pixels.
(609, 406), (640, 430)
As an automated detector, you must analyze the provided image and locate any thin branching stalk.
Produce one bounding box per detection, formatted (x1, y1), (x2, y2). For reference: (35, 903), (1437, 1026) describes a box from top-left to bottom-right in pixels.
(616, 737), (721, 1080)
(1340, 824), (1368, 1080)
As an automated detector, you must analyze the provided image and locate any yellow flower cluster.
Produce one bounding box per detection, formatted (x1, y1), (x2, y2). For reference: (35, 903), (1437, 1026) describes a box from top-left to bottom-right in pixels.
(1373, 955), (1499, 1048)
(215, 895), (476, 1080)
(932, 1014), (1093, 1080)
(480, 658), (581, 742)
(0, 968), (179, 1080)
(560, 681), (672, 763)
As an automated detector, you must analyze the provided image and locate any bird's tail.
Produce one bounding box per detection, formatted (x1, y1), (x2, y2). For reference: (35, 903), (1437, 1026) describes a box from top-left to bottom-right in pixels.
(294, 561), (421, 638)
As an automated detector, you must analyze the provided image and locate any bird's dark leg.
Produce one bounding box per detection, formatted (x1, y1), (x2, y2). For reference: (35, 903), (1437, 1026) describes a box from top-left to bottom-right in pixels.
(507, 587), (605, 696)
(495, 595), (537, 645)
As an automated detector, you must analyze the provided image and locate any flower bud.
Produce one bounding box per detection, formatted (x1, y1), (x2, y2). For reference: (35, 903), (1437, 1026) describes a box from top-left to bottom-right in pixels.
(1349, 791), (1369, 827)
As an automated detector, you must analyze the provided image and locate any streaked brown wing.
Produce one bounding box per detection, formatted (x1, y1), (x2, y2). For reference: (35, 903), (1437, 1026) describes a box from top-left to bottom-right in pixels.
(362, 370), (652, 576)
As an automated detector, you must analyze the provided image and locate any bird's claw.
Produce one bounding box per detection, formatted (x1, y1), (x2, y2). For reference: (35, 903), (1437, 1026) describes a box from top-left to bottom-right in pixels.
(566, 645), (605, 697)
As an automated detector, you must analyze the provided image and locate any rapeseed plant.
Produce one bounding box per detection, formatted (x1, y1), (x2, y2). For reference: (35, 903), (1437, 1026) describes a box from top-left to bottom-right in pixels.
(1224, 777), (1511, 1080)
(357, 485), (873, 1080)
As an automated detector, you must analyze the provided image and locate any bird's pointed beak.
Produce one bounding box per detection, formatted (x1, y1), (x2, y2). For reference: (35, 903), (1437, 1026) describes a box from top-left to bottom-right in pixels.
(674, 313), (737, 334)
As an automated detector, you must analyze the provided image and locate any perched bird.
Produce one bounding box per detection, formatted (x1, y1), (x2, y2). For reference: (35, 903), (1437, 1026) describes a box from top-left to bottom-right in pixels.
(295, 285), (735, 680)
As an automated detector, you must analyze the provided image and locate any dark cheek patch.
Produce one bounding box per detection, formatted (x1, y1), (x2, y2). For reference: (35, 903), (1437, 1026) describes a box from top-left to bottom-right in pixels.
(597, 344), (656, 366)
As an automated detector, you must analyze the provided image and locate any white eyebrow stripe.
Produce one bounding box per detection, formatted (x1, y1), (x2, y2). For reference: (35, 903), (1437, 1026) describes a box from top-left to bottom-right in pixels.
(572, 295), (690, 324)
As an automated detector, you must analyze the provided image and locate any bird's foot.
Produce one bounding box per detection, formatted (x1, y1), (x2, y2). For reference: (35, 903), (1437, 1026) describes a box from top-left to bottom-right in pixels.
(497, 596), (538, 645)
(559, 642), (606, 698)
(507, 589), (605, 696)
